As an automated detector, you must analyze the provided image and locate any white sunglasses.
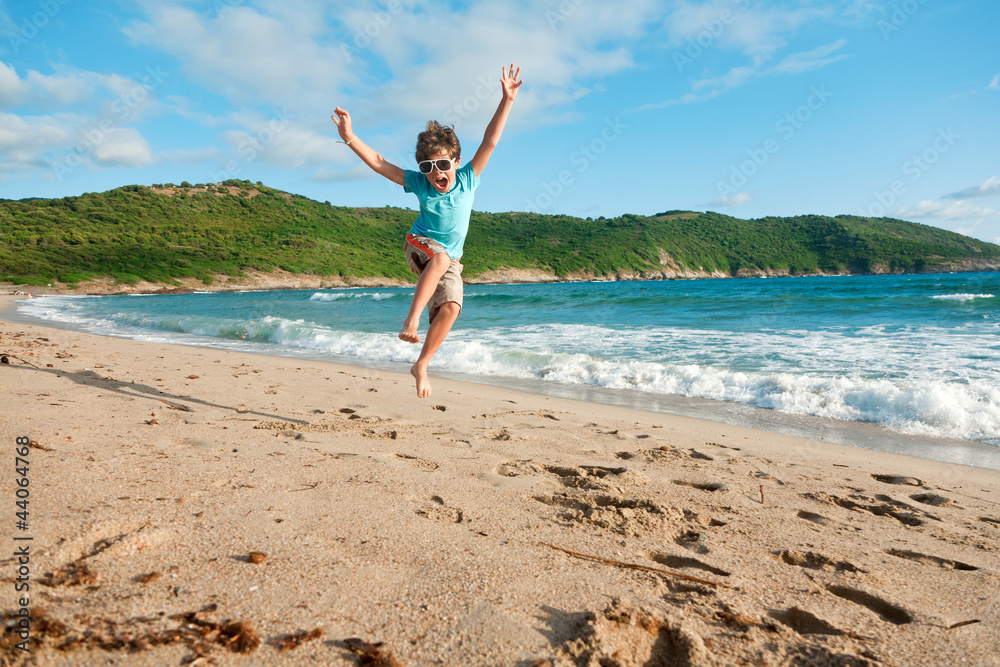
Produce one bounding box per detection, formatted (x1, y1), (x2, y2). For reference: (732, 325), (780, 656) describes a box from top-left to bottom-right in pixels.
(417, 157), (457, 174)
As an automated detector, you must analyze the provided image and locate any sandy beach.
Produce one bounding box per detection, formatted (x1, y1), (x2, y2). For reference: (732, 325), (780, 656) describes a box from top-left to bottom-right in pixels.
(1, 292), (998, 666)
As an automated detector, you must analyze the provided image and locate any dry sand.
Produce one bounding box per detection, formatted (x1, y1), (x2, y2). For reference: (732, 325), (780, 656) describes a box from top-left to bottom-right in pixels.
(1, 293), (998, 666)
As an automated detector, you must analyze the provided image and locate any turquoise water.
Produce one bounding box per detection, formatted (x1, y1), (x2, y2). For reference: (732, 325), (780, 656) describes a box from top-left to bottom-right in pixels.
(20, 272), (1000, 455)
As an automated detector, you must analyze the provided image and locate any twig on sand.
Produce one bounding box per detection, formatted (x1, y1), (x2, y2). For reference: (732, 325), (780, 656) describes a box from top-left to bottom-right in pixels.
(1, 352), (39, 368)
(759, 484), (765, 504)
(158, 398), (193, 412)
(947, 619), (981, 630)
(541, 542), (731, 589)
(290, 482), (321, 492)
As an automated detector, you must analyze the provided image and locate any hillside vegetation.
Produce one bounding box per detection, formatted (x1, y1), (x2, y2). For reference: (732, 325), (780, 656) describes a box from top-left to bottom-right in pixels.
(1, 180), (997, 287)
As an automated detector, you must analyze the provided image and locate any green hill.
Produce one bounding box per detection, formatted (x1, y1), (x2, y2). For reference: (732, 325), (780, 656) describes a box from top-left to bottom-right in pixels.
(1, 180), (997, 288)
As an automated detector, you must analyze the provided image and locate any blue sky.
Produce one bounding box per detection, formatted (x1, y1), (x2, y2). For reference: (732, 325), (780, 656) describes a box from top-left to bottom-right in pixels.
(1, 0), (998, 242)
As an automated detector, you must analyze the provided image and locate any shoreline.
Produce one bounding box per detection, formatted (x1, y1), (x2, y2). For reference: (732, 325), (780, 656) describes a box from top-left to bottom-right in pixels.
(2, 293), (999, 665)
(7, 292), (1000, 474)
(4, 261), (999, 296)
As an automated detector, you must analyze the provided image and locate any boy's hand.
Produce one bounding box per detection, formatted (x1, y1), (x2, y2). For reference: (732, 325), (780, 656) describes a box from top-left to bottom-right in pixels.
(331, 107), (355, 143)
(470, 63), (523, 176)
(500, 64), (523, 102)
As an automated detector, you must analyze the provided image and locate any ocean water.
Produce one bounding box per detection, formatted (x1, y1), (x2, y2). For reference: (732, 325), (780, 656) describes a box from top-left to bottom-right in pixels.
(17, 272), (1000, 466)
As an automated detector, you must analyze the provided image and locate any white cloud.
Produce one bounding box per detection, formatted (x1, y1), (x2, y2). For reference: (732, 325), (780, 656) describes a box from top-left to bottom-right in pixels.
(124, 4), (354, 112)
(335, 0), (660, 131)
(943, 177), (1000, 200)
(24, 69), (95, 106)
(120, 0), (665, 181)
(895, 200), (1000, 221)
(123, 0), (659, 128)
(635, 39), (848, 111)
(0, 56), (176, 180)
(713, 192), (752, 206)
(0, 62), (30, 107)
(895, 200), (1000, 244)
(0, 112), (72, 158)
(769, 38), (849, 75)
(219, 110), (348, 170)
(989, 73), (999, 90)
(0, 108), (159, 180)
(91, 127), (153, 166)
(665, 1), (831, 64)
(633, 1), (862, 113)
(0, 61), (158, 112)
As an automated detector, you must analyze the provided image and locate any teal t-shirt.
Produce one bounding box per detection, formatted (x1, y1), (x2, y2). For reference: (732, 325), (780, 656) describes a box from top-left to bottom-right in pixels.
(403, 162), (480, 259)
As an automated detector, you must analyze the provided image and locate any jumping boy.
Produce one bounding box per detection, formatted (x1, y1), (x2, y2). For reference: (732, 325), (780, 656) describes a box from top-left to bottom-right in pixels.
(332, 64), (522, 398)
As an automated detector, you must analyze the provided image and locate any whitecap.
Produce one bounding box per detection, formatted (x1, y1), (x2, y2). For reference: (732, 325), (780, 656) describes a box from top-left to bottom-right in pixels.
(932, 293), (994, 301)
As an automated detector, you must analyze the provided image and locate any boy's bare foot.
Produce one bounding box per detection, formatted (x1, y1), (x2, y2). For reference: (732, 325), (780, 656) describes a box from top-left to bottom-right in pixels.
(399, 322), (420, 344)
(411, 363), (431, 398)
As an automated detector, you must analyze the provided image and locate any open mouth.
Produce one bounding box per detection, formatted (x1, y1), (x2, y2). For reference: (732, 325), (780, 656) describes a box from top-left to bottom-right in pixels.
(435, 175), (449, 190)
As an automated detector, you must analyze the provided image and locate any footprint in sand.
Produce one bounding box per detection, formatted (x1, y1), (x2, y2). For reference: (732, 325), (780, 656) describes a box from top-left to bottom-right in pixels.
(547, 600), (711, 667)
(768, 607), (848, 636)
(646, 552), (731, 577)
(871, 473), (923, 486)
(884, 548), (978, 571)
(804, 491), (939, 527)
(795, 510), (858, 531)
(533, 492), (683, 538)
(495, 460), (645, 491)
(413, 495), (463, 523)
(825, 584), (914, 625)
(772, 549), (865, 573)
(49, 521), (176, 565)
(752, 470), (786, 485)
(909, 492), (956, 507)
(673, 479), (727, 493)
(630, 447), (717, 463)
(673, 529), (711, 554)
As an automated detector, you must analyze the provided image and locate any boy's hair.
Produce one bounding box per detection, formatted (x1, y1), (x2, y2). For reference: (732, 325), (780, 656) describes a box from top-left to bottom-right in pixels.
(415, 120), (461, 162)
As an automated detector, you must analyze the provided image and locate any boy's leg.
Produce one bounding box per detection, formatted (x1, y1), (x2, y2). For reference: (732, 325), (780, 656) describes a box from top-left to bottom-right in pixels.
(400, 242), (452, 344)
(410, 301), (460, 398)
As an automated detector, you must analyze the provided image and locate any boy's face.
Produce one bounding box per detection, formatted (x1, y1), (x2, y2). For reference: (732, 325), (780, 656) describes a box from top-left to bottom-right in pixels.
(422, 149), (459, 193)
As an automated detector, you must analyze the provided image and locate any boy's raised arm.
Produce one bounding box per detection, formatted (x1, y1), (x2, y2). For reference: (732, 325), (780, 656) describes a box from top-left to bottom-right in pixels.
(470, 64), (523, 177)
(332, 107), (405, 187)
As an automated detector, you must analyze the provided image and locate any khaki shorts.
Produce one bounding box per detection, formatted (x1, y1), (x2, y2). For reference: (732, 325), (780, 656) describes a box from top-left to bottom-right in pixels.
(404, 234), (463, 323)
